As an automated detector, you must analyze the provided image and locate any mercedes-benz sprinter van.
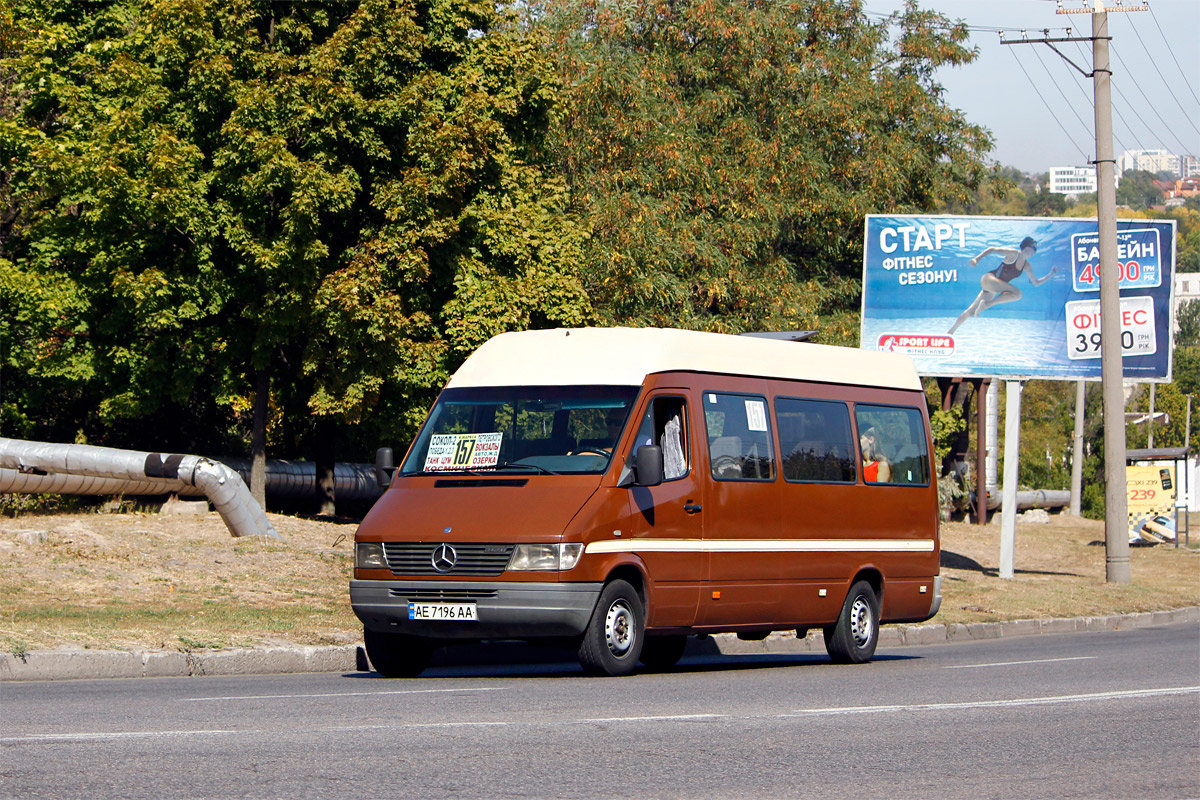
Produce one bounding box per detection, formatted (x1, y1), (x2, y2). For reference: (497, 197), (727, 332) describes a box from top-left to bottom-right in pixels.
(351, 327), (941, 676)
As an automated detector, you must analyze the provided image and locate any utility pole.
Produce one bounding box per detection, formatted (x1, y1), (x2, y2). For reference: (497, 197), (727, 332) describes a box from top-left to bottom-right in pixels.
(1003, 0), (1145, 583)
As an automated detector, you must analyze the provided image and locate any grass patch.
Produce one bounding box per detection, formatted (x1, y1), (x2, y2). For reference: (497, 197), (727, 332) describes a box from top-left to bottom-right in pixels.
(0, 510), (1194, 652)
(936, 515), (1199, 625)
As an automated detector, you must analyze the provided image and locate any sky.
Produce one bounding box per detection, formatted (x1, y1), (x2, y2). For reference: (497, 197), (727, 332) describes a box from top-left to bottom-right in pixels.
(862, 0), (1200, 173)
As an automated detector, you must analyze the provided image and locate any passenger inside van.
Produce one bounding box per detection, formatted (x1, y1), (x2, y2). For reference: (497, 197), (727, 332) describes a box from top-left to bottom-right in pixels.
(860, 426), (892, 483)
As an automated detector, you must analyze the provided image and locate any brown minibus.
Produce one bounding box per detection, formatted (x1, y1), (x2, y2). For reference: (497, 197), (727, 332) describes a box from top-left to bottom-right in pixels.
(351, 327), (941, 676)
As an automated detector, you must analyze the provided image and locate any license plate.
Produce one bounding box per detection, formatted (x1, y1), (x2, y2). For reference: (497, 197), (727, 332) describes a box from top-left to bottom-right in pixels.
(407, 602), (478, 621)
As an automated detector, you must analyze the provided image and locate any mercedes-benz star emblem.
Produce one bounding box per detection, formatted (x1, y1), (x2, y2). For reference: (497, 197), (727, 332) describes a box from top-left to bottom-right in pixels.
(431, 543), (458, 573)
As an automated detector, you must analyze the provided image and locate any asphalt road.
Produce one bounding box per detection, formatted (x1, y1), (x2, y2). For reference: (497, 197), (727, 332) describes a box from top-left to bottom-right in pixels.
(2, 623), (1197, 800)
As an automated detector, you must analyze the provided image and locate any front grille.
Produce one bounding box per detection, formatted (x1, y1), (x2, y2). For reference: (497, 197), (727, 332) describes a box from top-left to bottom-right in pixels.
(382, 542), (515, 577)
(388, 587), (500, 601)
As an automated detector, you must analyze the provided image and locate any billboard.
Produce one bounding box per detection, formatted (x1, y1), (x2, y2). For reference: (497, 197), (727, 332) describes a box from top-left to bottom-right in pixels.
(860, 215), (1177, 380)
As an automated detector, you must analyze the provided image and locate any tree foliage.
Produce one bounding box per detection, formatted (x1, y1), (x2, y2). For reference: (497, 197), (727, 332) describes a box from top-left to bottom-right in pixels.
(1, 0), (589, 457)
(534, 0), (994, 341)
(1115, 169), (1164, 210)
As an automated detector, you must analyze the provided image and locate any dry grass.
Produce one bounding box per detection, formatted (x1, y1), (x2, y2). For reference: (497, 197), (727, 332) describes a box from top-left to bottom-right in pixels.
(937, 514), (1199, 624)
(0, 509), (1196, 655)
(0, 511), (358, 655)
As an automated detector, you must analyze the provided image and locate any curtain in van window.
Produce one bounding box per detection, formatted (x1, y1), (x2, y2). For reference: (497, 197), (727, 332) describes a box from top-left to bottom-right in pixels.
(662, 414), (686, 480)
(631, 396), (689, 481)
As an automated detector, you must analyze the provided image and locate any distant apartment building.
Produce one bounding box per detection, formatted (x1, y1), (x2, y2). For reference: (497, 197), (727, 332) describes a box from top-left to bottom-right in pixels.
(1117, 148), (1193, 178)
(1047, 166), (1121, 196)
(1175, 273), (1200, 332)
(1048, 166), (1100, 196)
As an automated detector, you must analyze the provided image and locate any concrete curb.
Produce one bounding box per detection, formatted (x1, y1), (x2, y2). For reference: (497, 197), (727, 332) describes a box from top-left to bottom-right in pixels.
(2, 606), (1197, 682)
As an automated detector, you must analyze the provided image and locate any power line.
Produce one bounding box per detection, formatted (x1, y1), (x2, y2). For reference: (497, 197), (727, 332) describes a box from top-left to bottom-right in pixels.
(1061, 56), (1137, 157)
(1069, 38), (1153, 155)
(1118, 10), (1200, 139)
(865, 2), (1197, 168)
(1109, 41), (1192, 154)
(1006, 45), (1092, 163)
(1110, 76), (1174, 156)
(1146, 0), (1200, 107)
(1027, 38), (1103, 151)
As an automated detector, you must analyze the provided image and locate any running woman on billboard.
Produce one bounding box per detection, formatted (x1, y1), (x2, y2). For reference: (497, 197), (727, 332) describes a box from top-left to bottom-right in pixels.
(947, 237), (1058, 334)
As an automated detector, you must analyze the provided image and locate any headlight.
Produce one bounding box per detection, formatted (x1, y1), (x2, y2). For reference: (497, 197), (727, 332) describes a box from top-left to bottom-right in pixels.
(356, 542), (386, 569)
(508, 543), (585, 571)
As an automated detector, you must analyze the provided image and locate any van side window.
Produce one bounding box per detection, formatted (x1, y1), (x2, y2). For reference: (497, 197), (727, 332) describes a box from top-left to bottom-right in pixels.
(776, 398), (856, 483)
(703, 392), (775, 481)
(630, 396), (689, 480)
(854, 405), (930, 486)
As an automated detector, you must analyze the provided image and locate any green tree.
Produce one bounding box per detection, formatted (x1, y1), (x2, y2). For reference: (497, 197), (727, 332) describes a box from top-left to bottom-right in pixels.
(1124, 382), (1188, 450)
(534, 0), (993, 341)
(1115, 169), (1164, 210)
(0, 0), (590, 509)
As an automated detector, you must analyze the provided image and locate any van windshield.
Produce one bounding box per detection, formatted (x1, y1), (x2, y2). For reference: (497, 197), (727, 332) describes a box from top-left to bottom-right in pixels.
(400, 386), (641, 476)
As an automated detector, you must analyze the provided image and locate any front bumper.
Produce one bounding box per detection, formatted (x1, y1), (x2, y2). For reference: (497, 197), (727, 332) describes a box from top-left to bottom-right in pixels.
(350, 579), (603, 640)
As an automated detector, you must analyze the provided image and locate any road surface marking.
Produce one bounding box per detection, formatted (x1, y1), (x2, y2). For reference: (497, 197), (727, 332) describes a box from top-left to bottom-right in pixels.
(578, 714), (727, 723)
(2, 729), (246, 743)
(785, 686), (1200, 716)
(182, 687), (503, 702)
(942, 656), (1098, 669)
(10, 688), (1196, 744)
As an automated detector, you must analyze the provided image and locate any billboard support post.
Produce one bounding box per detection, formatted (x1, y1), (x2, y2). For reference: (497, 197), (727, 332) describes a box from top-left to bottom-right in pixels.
(976, 378), (990, 525)
(999, 380), (1024, 579)
(1092, 4), (1131, 583)
(1070, 380), (1085, 516)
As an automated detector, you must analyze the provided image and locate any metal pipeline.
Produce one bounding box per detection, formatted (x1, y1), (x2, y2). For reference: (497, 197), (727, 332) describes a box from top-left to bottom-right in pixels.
(216, 459), (382, 502)
(975, 488), (1072, 512)
(0, 438), (278, 538)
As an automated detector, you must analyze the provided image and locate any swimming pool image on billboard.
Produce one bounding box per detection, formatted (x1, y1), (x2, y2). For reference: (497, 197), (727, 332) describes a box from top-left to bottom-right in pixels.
(860, 214), (1177, 381)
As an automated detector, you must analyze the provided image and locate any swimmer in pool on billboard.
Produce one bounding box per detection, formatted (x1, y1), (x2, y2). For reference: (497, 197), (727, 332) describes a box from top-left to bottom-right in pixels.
(947, 237), (1058, 334)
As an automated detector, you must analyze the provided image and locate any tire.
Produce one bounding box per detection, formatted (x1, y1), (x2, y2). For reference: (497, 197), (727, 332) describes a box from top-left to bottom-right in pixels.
(823, 580), (880, 664)
(578, 579), (645, 676)
(363, 628), (433, 678)
(639, 634), (688, 671)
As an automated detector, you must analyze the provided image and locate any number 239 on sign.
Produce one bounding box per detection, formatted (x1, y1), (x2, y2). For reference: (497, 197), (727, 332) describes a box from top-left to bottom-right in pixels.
(1128, 487), (1157, 503)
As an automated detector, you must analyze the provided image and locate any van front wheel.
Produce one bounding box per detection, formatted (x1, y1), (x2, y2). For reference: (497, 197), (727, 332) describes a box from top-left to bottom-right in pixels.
(364, 629), (433, 678)
(578, 579), (644, 676)
(824, 580), (880, 664)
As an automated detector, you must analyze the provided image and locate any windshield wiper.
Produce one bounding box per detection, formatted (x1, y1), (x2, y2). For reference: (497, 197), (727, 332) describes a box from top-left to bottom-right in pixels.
(411, 462), (560, 477)
(486, 462), (560, 475)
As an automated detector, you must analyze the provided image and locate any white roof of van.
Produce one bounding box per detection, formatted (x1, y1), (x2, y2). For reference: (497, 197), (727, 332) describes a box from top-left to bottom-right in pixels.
(446, 328), (921, 391)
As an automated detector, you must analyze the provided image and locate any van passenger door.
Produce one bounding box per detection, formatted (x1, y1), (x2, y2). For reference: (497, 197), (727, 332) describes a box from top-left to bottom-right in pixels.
(698, 390), (782, 627)
(624, 392), (703, 629)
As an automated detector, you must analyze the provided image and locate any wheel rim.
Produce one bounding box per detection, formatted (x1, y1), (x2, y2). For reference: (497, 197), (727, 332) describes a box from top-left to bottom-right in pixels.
(849, 595), (874, 648)
(604, 599), (634, 657)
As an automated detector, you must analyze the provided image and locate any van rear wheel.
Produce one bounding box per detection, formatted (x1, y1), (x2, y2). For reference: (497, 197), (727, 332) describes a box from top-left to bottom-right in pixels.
(824, 580), (880, 664)
(364, 629), (433, 678)
(578, 579), (644, 676)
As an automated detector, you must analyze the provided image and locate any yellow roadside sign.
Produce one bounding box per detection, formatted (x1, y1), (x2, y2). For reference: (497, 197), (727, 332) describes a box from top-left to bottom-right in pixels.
(1126, 464), (1176, 542)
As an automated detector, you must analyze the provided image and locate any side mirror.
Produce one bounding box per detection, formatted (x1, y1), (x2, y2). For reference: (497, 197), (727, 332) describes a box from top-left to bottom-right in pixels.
(374, 447), (395, 489)
(635, 445), (663, 487)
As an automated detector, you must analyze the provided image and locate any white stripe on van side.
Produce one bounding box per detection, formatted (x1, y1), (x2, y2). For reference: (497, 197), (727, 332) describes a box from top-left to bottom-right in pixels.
(584, 539), (934, 555)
